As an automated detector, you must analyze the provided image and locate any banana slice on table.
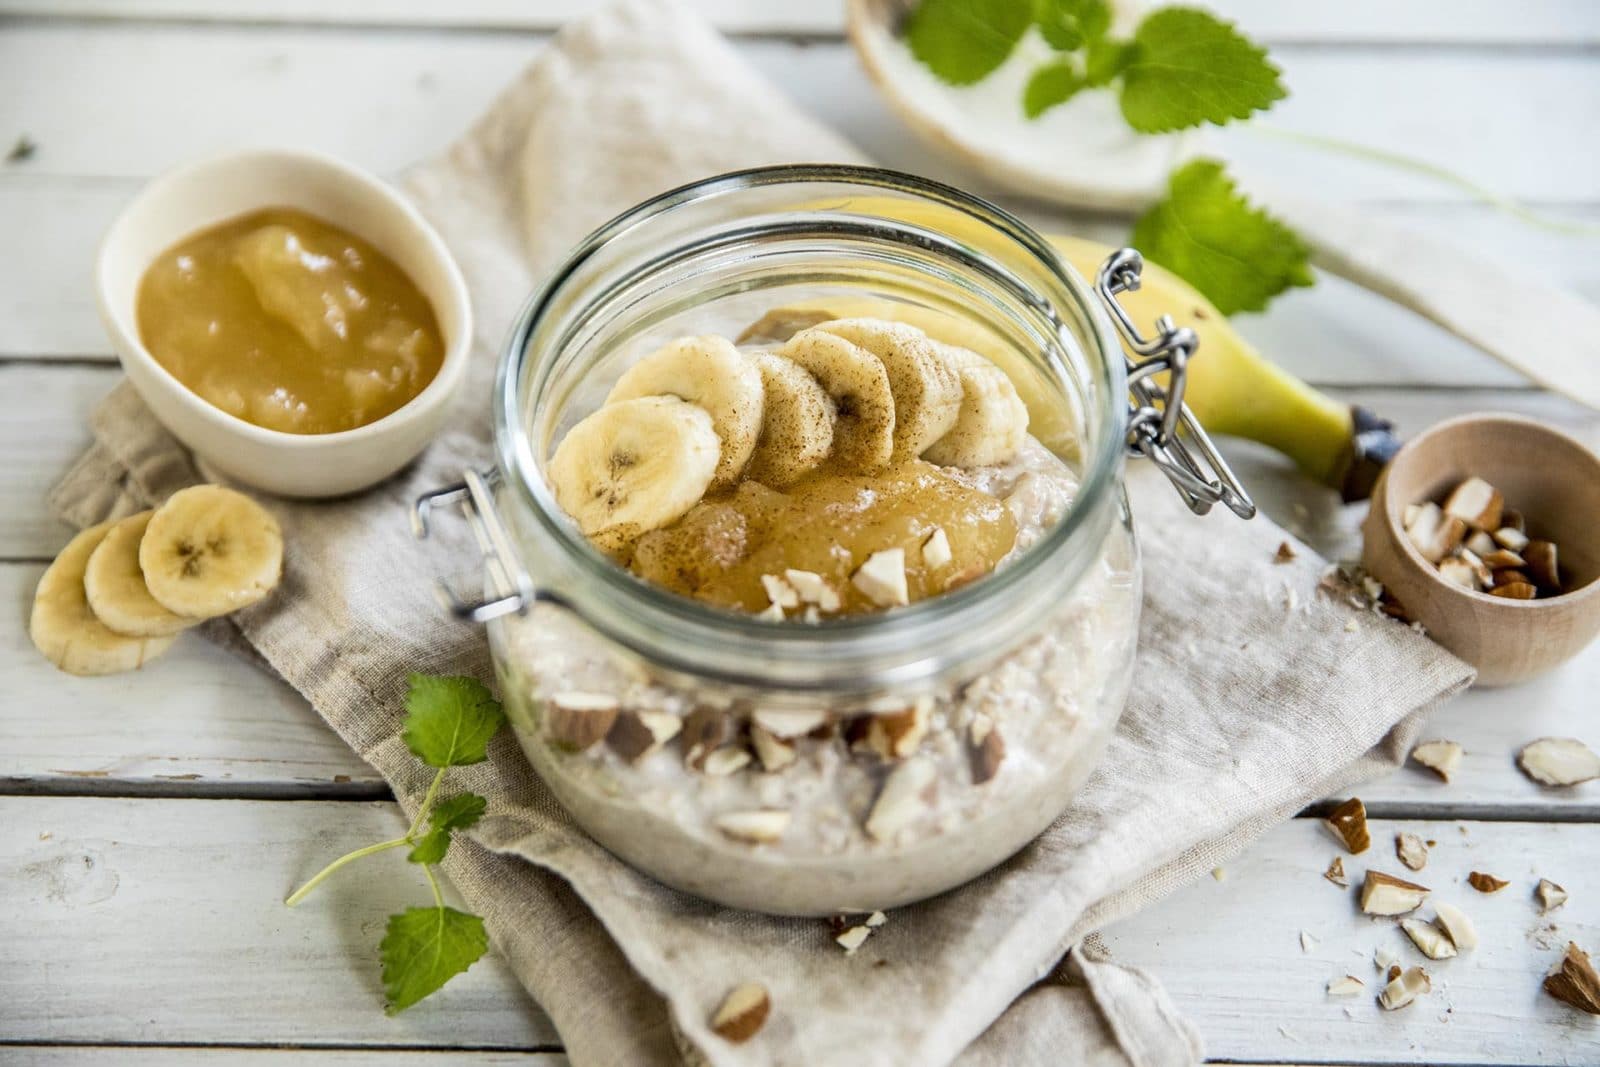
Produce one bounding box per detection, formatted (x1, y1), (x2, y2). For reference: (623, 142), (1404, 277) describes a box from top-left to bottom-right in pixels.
(31, 521), (176, 675)
(813, 318), (962, 462)
(84, 511), (199, 637)
(744, 352), (837, 488)
(923, 344), (1030, 468)
(778, 328), (896, 473)
(605, 335), (764, 489)
(549, 395), (721, 542)
(140, 485), (284, 619)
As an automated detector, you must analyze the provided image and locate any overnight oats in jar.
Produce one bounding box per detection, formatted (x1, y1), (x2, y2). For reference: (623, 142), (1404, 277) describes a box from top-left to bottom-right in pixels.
(417, 166), (1251, 915)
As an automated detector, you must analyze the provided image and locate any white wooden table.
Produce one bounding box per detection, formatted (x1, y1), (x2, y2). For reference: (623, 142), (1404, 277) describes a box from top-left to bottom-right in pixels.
(3, 2), (1599, 1063)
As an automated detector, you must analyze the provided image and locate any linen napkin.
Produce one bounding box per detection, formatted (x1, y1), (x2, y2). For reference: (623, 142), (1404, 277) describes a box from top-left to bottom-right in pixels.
(50, 2), (1474, 1065)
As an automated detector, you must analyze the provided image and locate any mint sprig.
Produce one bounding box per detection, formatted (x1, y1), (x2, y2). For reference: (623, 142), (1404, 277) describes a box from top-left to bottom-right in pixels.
(1131, 159), (1313, 314)
(906, 0), (1033, 86)
(1118, 8), (1285, 133)
(287, 673), (506, 1014)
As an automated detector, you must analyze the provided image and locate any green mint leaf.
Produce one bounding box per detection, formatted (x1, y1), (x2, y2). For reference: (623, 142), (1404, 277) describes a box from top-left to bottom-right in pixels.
(406, 793), (488, 865)
(907, 0), (1033, 86)
(1131, 159), (1314, 315)
(1084, 38), (1136, 86)
(1035, 0), (1110, 51)
(402, 674), (505, 770)
(380, 905), (488, 1014)
(1118, 8), (1285, 133)
(1024, 62), (1086, 118)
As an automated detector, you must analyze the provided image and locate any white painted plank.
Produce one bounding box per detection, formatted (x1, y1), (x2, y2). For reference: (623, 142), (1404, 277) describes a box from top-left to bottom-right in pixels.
(1102, 817), (1600, 1065)
(1, 797), (558, 1048)
(0, 561), (380, 796)
(1, 26), (1596, 206)
(5, 1051), (566, 1065)
(1, 0), (1595, 45)
(0, 361), (109, 556)
(3, 178), (1595, 397)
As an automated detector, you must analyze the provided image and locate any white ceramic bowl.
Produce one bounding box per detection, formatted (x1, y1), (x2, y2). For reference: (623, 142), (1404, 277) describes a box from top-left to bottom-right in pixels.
(96, 148), (472, 498)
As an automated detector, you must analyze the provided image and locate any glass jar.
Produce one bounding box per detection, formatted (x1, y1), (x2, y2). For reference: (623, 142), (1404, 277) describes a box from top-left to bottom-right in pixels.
(415, 165), (1250, 916)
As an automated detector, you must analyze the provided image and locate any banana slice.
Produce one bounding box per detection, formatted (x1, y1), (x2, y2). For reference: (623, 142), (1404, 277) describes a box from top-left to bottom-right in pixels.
(84, 511), (199, 637)
(549, 395), (720, 542)
(605, 335), (764, 489)
(814, 318), (962, 462)
(778, 328), (896, 473)
(31, 521), (176, 675)
(923, 344), (1030, 468)
(744, 353), (836, 488)
(140, 485), (284, 619)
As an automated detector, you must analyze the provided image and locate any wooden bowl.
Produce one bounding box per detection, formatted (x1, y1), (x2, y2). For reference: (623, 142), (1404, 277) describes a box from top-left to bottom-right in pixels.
(1362, 413), (1600, 686)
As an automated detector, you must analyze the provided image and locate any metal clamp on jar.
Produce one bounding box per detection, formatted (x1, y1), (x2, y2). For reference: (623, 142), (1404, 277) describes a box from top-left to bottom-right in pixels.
(412, 165), (1251, 915)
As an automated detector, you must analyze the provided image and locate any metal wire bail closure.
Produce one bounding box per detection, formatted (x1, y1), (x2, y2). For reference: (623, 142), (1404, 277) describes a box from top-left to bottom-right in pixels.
(1095, 249), (1257, 519)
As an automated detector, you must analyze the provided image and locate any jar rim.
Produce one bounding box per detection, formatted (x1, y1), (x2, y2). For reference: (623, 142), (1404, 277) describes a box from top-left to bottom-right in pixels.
(493, 164), (1128, 690)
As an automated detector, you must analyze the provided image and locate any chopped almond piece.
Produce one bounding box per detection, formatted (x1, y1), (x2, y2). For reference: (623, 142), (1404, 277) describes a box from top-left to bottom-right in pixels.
(1275, 541), (1296, 563)
(1434, 901), (1478, 951)
(1395, 832), (1428, 871)
(751, 708), (829, 738)
(1326, 975), (1364, 997)
(852, 548), (909, 608)
(1492, 568), (1532, 588)
(1537, 878), (1569, 913)
(1437, 557), (1478, 589)
(864, 758), (934, 841)
(681, 706), (734, 770)
(545, 691), (620, 752)
(710, 982), (771, 1043)
(607, 710), (682, 763)
(835, 924), (872, 954)
(1465, 530), (1497, 557)
(714, 809), (790, 844)
(1443, 476), (1503, 531)
(1517, 737), (1600, 787)
(1410, 739), (1463, 782)
(1544, 943), (1600, 1015)
(1490, 582), (1538, 600)
(922, 528), (953, 570)
(1501, 507), (1527, 532)
(1404, 504), (1467, 564)
(1361, 870), (1430, 915)
(1494, 525), (1531, 552)
(760, 573), (799, 610)
(1524, 540), (1561, 591)
(968, 715), (1005, 784)
(1479, 548), (1525, 570)
(1400, 917), (1457, 960)
(1325, 798), (1371, 853)
(1324, 856), (1349, 888)
(1468, 871), (1510, 893)
(749, 724), (797, 772)
(1379, 966), (1431, 1010)
(784, 569), (841, 612)
(865, 697), (931, 760)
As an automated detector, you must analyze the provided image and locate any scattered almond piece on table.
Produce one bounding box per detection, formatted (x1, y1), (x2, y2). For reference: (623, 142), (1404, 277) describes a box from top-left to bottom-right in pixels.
(1323, 856), (1348, 888)
(1325, 797), (1370, 853)
(1410, 739), (1463, 782)
(1543, 943), (1600, 1015)
(1326, 975), (1364, 997)
(710, 982), (771, 1043)
(1468, 871), (1510, 893)
(1434, 902), (1478, 952)
(1274, 541), (1296, 563)
(1395, 832), (1428, 871)
(1517, 737), (1600, 787)
(1361, 870), (1430, 915)
(1400, 917), (1456, 960)
(1379, 966), (1431, 1010)
(1536, 879), (1569, 913)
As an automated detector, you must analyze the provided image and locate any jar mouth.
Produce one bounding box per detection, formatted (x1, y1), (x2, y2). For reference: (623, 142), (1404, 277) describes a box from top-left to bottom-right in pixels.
(494, 164), (1128, 693)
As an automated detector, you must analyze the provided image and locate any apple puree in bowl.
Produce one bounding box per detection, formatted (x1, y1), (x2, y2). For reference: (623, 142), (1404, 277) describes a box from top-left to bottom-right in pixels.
(136, 207), (443, 435)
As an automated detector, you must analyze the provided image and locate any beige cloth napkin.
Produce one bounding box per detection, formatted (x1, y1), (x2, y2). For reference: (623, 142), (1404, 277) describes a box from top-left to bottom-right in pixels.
(50, 3), (1474, 1064)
